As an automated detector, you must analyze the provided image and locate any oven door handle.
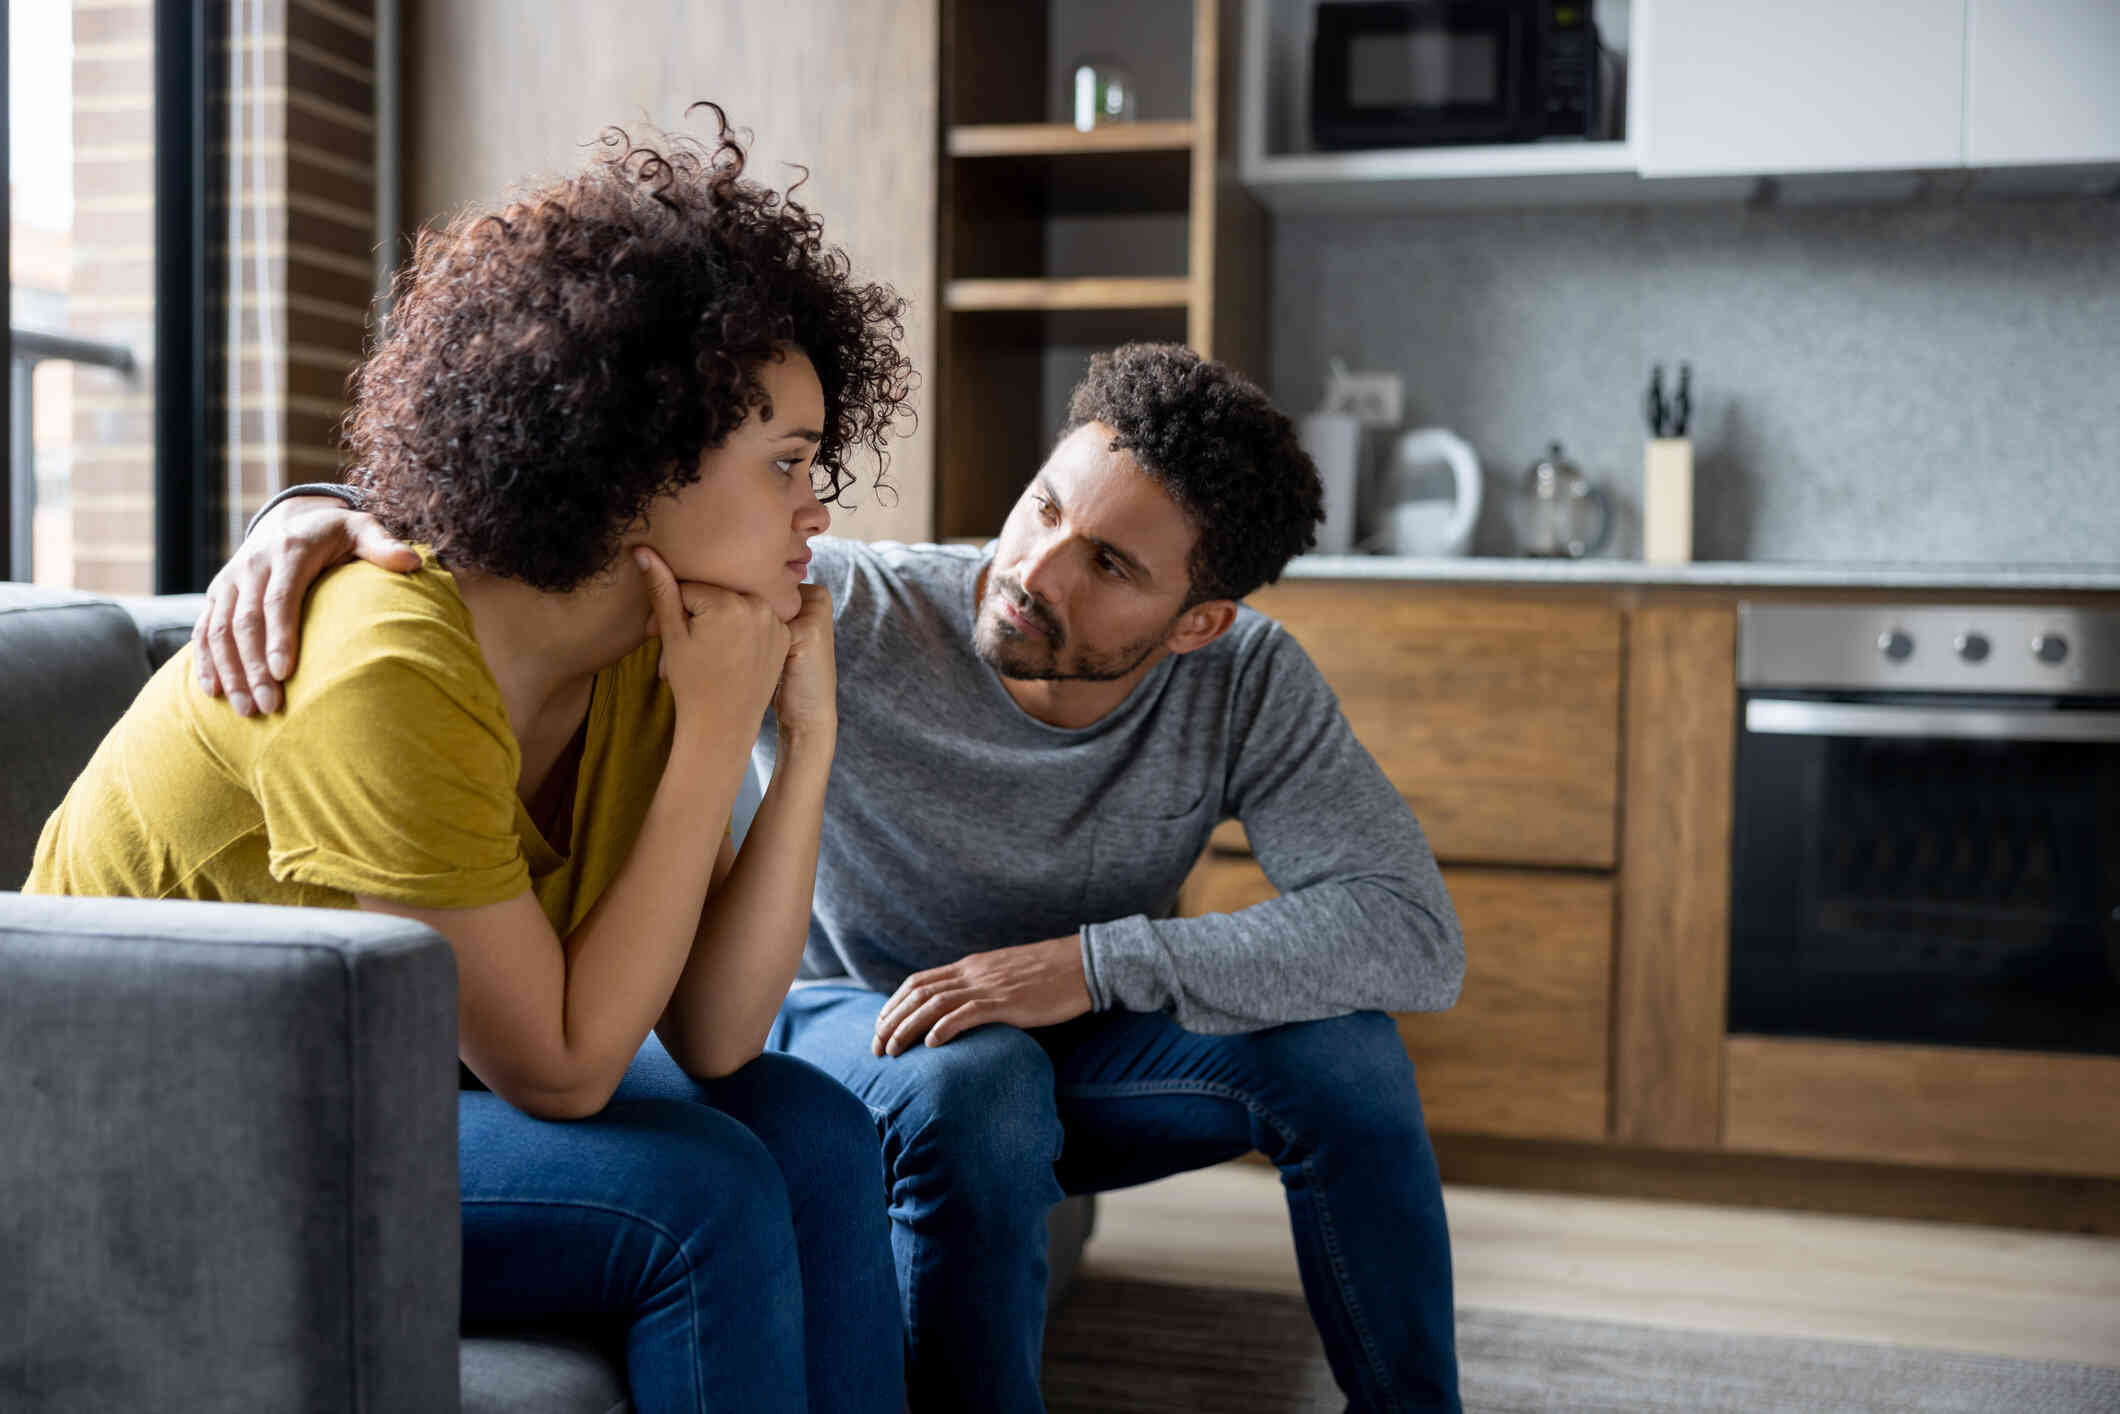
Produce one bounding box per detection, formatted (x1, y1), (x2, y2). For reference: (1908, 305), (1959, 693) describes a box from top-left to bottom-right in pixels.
(1745, 698), (2120, 743)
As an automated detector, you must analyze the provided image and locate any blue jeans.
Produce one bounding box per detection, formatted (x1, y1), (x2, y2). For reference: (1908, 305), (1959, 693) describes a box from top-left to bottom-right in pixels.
(770, 988), (1461, 1414)
(458, 1037), (903, 1414)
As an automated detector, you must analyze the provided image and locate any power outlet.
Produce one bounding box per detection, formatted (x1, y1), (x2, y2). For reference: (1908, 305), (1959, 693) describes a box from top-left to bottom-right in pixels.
(1330, 371), (1403, 427)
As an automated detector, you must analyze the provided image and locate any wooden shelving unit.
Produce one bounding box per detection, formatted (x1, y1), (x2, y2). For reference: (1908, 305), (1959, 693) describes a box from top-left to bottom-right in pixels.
(935, 0), (1266, 540)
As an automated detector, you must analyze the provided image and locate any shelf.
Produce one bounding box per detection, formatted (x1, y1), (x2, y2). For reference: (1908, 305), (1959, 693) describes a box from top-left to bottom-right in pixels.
(944, 276), (1193, 312)
(1236, 141), (1728, 213)
(948, 120), (1197, 158)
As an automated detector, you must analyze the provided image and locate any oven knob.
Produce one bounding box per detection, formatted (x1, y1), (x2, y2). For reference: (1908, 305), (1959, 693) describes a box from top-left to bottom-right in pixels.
(1955, 632), (1990, 663)
(1878, 629), (1914, 662)
(2032, 632), (2070, 666)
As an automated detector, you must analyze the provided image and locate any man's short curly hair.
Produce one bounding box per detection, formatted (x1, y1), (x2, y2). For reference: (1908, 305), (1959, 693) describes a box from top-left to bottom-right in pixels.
(1060, 344), (1322, 605)
(343, 105), (913, 592)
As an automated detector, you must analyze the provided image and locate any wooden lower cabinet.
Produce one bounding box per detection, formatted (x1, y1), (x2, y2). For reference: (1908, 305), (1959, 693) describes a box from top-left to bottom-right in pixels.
(1724, 1036), (2120, 1178)
(1179, 854), (1614, 1143)
(1244, 582), (1623, 871)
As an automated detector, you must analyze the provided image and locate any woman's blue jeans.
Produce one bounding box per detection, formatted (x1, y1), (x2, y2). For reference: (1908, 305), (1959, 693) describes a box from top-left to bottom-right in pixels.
(770, 987), (1461, 1414)
(458, 1037), (903, 1414)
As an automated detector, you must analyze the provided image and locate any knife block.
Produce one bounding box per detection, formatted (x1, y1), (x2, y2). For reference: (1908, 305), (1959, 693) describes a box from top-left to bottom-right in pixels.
(1644, 437), (1694, 564)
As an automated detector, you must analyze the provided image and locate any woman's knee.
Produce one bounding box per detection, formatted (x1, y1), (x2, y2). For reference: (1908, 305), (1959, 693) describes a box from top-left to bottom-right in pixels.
(606, 1099), (800, 1264)
(703, 1051), (887, 1203)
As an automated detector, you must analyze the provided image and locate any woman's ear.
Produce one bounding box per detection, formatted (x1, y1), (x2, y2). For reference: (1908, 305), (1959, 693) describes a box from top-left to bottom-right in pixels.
(1165, 599), (1239, 657)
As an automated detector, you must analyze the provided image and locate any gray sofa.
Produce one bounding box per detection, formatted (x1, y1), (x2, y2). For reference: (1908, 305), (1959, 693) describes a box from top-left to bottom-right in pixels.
(0, 582), (1093, 1412)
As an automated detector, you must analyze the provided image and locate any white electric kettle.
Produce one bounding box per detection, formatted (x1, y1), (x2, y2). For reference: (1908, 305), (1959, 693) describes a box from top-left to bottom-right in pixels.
(1385, 428), (1482, 558)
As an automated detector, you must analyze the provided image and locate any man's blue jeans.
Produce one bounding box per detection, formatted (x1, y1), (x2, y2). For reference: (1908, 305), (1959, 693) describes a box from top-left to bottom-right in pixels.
(458, 1038), (903, 1414)
(770, 987), (1461, 1414)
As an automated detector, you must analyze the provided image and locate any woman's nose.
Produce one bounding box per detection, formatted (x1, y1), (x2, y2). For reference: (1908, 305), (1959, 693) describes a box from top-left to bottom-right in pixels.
(796, 486), (831, 537)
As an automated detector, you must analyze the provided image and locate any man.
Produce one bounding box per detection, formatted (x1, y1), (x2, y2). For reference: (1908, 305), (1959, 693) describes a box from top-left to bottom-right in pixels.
(205, 343), (1467, 1413)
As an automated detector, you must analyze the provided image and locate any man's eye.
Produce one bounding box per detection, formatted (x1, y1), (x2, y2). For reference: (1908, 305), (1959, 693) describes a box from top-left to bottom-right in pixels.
(1096, 553), (1127, 581)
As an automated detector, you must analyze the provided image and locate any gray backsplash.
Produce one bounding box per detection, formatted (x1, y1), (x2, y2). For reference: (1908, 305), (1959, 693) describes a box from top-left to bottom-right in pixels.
(1271, 194), (2120, 566)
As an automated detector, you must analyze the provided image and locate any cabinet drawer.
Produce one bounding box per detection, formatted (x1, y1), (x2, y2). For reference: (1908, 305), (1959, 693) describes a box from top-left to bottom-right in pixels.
(1246, 583), (1622, 869)
(1179, 854), (1613, 1142)
(1724, 1036), (2120, 1178)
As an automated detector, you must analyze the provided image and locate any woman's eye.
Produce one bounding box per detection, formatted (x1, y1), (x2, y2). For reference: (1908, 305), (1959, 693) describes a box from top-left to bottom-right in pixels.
(774, 457), (801, 477)
(1034, 496), (1056, 522)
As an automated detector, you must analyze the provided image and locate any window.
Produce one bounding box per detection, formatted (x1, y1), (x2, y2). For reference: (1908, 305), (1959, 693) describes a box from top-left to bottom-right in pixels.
(12, 1), (151, 589)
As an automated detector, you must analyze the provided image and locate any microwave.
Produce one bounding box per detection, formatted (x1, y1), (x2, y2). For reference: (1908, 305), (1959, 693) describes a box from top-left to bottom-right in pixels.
(1310, 0), (1602, 150)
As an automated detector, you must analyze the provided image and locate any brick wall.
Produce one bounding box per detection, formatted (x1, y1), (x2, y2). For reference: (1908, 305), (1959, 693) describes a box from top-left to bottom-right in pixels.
(69, 0), (157, 593)
(65, 0), (375, 593)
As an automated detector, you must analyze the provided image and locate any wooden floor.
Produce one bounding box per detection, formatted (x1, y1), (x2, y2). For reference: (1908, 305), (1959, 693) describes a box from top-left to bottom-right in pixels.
(1077, 1162), (2120, 1369)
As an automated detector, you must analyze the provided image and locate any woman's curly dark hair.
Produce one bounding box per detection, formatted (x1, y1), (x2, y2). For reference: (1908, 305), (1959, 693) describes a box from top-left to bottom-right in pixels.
(1061, 344), (1322, 604)
(343, 104), (914, 592)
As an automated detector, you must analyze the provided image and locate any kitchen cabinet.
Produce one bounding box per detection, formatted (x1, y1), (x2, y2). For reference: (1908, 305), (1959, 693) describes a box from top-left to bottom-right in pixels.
(1243, 583), (1624, 870)
(1181, 856), (1616, 1143)
(1725, 1037), (2120, 1178)
(1184, 583), (1625, 1146)
(1636, 0), (1965, 178)
(1965, 0), (2120, 167)
(1240, 0), (2120, 209)
(1612, 602), (1734, 1150)
(1194, 575), (2120, 1227)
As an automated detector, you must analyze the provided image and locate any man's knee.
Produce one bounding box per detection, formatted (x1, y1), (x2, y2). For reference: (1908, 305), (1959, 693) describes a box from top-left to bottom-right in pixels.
(887, 1027), (1064, 1198)
(1247, 1012), (1433, 1152)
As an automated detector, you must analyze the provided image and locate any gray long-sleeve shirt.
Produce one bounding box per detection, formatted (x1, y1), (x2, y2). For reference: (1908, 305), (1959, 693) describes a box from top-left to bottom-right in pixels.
(759, 538), (1464, 1034)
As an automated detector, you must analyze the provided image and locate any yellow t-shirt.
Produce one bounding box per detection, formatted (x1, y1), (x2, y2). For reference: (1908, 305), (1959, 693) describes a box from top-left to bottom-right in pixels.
(26, 551), (688, 936)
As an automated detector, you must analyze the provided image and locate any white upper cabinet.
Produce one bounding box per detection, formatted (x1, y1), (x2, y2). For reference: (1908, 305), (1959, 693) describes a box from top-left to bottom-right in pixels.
(1966, 0), (2120, 166)
(1637, 0), (1966, 177)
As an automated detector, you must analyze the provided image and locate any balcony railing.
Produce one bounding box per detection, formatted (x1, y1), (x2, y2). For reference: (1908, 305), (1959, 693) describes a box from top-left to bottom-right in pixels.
(8, 328), (139, 582)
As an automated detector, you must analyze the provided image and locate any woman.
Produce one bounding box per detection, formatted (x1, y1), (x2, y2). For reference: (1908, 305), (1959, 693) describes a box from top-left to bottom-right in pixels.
(27, 110), (912, 1414)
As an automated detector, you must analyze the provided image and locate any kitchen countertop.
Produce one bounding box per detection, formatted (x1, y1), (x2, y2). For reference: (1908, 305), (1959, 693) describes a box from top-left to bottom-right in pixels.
(1284, 555), (2120, 592)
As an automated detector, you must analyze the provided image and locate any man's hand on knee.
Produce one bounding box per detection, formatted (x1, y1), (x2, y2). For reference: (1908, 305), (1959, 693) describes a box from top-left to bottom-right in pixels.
(873, 936), (1093, 1057)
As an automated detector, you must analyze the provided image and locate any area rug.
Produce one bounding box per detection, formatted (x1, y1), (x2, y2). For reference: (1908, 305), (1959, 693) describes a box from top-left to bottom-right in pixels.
(1040, 1276), (2120, 1413)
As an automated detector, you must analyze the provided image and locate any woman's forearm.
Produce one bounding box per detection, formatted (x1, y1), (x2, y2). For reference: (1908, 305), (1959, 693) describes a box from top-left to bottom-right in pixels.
(547, 723), (755, 1102)
(657, 725), (834, 1076)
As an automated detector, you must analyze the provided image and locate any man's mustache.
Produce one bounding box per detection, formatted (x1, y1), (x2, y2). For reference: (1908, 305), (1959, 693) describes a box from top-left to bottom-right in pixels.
(992, 575), (1061, 642)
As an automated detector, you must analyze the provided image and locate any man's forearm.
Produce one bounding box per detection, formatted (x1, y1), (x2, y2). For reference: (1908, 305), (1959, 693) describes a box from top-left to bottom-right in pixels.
(244, 482), (363, 539)
(1081, 875), (1464, 1034)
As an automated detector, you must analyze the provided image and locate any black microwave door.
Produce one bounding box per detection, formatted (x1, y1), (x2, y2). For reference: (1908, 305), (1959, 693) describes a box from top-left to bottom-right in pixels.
(1312, 2), (1531, 149)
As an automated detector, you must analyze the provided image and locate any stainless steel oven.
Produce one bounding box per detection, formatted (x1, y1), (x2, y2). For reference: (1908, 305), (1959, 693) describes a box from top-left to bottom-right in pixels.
(1728, 603), (2120, 1057)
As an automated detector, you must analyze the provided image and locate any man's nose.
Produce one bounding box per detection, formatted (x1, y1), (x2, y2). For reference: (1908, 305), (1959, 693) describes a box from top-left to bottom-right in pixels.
(1016, 535), (1070, 603)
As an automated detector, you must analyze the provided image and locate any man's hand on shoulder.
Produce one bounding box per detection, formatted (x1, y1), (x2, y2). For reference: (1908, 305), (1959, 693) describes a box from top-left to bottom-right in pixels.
(873, 935), (1092, 1057)
(194, 495), (416, 715)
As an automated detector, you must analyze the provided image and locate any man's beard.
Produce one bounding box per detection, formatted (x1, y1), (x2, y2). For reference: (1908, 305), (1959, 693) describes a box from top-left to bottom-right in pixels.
(973, 576), (1170, 683)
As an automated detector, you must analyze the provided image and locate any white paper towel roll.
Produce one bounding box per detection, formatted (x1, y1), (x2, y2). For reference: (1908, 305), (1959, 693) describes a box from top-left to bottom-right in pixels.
(1298, 412), (1362, 555)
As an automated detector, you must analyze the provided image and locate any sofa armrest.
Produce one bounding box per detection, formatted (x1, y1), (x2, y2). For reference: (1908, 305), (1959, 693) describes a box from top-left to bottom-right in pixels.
(115, 592), (210, 671)
(0, 893), (461, 1413)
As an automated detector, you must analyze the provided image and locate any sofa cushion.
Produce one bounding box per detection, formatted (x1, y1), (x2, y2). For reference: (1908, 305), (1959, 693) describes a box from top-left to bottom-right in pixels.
(0, 586), (153, 890)
(462, 1332), (631, 1414)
